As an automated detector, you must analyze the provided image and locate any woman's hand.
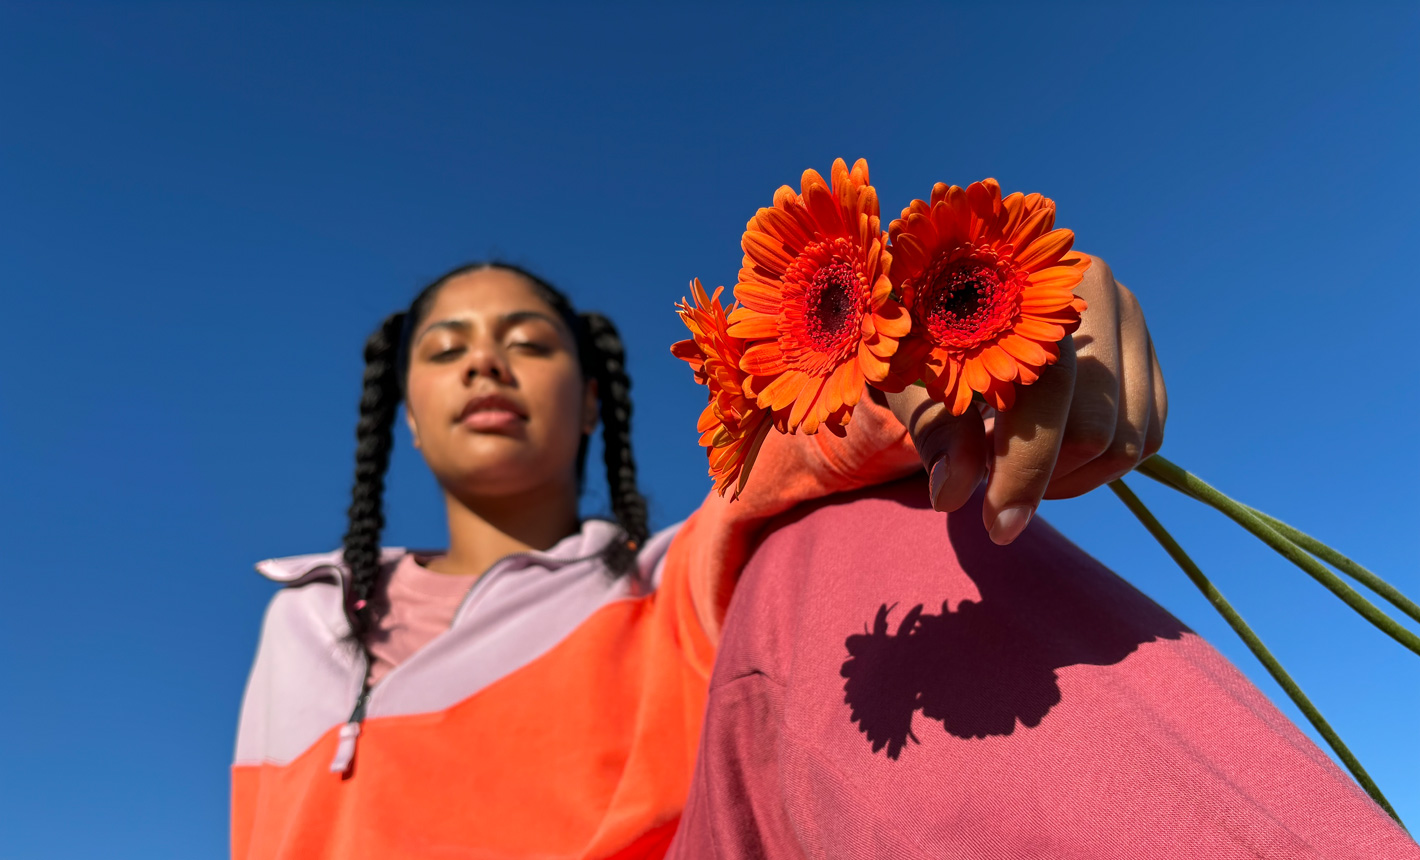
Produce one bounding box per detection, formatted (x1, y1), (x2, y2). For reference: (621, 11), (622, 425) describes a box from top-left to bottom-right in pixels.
(879, 255), (1168, 545)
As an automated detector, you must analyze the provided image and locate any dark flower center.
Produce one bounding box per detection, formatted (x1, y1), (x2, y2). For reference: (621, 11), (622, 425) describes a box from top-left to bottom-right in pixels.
(917, 258), (1021, 349)
(803, 261), (862, 352)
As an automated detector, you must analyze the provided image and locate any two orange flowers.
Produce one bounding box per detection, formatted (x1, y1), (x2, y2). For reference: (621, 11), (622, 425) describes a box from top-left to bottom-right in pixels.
(673, 158), (1091, 499)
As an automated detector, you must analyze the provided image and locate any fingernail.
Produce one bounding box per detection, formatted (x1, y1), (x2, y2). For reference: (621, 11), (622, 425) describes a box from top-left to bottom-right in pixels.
(928, 455), (950, 512)
(989, 505), (1034, 545)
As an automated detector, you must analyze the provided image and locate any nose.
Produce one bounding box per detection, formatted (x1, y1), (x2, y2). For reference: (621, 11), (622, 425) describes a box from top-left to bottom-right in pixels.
(462, 340), (513, 385)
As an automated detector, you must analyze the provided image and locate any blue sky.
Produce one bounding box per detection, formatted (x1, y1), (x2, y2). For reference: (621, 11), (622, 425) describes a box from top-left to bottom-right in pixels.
(1, 3), (1416, 856)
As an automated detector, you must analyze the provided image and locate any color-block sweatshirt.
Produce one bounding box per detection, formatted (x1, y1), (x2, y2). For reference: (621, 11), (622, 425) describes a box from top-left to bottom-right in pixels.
(231, 396), (926, 859)
(234, 393), (1418, 858)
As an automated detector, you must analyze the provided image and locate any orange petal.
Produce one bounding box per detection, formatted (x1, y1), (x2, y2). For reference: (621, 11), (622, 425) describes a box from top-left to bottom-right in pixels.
(803, 182), (846, 238)
(986, 379), (1016, 411)
(800, 168), (829, 193)
(1000, 192), (1025, 237)
(872, 301), (912, 337)
(857, 339), (890, 381)
(741, 341), (790, 374)
(906, 212), (939, 248)
(931, 197), (966, 248)
(742, 230), (795, 272)
(788, 375), (824, 430)
(1013, 317), (1067, 342)
(951, 370), (975, 415)
(963, 356), (991, 393)
(980, 345), (1019, 382)
(759, 368), (807, 410)
(733, 280), (783, 314)
(1015, 228), (1075, 271)
(1025, 265), (1088, 291)
(830, 158), (850, 200)
(1019, 288), (1079, 313)
(851, 158), (870, 186)
(1007, 207), (1054, 255)
(944, 185), (972, 242)
(755, 206), (811, 249)
(725, 310), (780, 339)
(999, 332), (1049, 366)
(890, 232), (928, 276)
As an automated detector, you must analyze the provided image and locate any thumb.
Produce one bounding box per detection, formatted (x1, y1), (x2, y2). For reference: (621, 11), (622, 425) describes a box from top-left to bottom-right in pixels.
(879, 385), (987, 512)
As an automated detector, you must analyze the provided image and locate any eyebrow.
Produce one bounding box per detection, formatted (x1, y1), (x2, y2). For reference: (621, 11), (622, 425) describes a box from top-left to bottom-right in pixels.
(413, 310), (565, 346)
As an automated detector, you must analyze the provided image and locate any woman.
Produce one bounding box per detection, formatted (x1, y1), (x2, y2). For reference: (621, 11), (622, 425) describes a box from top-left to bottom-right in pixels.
(232, 261), (1411, 858)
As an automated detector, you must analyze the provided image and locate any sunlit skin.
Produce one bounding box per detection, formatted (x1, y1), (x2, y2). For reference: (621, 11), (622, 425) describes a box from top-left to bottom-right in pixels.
(402, 268), (598, 578)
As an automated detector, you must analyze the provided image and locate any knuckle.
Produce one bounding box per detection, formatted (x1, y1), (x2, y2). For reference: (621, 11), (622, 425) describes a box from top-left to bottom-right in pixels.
(1084, 253), (1114, 282)
(1099, 435), (1145, 478)
(1001, 457), (1054, 490)
(1063, 415), (1114, 460)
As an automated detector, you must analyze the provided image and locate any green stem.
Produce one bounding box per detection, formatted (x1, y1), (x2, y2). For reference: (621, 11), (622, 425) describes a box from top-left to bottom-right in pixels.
(1108, 479), (1405, 828)
(1135, 456), (1420, 658)
(1242, 506), (1420, 628)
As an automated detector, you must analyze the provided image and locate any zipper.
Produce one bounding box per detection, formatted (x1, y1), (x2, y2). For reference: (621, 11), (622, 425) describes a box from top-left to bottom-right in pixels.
(324, 551), (512, 776)
(329, 659), (370, 775)
(324, 526), (615, 775)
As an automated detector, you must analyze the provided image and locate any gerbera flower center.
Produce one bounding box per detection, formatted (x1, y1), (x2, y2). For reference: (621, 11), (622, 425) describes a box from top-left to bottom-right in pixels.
(776, 237), (869, 374)
(804, 262), (860, 351)
(917, 257), (1022, 349)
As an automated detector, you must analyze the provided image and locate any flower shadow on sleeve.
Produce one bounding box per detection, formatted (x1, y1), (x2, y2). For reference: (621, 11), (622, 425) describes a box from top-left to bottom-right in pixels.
(841, 511), (1190, 759)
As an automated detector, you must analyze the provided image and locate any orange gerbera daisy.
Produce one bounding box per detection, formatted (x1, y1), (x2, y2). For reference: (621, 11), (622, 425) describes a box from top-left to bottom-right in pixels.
(671, 278), (776, 499)
(882, 178), (1091, 414)
(726, 158), (911, 435)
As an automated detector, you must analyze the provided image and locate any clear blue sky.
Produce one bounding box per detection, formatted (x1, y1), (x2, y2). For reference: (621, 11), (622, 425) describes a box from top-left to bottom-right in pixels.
(1, 3), (1416, 856)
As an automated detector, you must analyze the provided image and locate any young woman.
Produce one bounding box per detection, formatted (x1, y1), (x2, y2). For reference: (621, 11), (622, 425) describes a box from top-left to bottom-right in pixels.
(232, 261), (1414, 859)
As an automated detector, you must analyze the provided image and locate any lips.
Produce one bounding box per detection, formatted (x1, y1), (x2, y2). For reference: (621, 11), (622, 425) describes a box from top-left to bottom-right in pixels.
(457, 392), (528, 431)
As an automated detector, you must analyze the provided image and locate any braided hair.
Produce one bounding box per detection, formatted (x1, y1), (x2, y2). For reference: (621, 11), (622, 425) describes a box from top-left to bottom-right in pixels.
(340, 262), (650, 642)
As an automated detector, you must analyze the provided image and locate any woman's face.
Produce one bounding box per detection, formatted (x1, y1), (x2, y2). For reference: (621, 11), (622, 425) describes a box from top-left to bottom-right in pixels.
(403, 268), (597, 500)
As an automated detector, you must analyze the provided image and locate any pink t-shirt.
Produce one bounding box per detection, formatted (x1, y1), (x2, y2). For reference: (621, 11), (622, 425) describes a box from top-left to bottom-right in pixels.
(363, 553), (476, 686)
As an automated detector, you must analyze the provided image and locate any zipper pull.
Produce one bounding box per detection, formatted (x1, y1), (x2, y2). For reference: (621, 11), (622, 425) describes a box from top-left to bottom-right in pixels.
(329, 686), (371, 774)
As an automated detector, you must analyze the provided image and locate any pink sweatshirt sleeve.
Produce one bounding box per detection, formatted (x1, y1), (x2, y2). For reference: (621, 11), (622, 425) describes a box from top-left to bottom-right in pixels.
(670, 477), (1418, 859)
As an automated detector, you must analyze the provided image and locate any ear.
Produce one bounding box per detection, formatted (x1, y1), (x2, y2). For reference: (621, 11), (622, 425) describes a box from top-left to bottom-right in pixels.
(405, 406), (422, 449)
(582, 377), (600, 435)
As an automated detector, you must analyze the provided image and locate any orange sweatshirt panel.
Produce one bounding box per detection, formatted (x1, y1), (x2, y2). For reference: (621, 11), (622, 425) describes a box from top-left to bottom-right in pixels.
(233, 575), (710, 859)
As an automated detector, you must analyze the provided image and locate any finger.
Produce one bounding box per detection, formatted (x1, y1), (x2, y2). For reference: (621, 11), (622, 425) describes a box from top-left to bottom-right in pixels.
(1048, 254), (1120, 485)
(983, 336), (1076, 544)
(1144, 331), (1167, 458)
(1046, 285), (1151, 498)
(883, 384), (988, 513)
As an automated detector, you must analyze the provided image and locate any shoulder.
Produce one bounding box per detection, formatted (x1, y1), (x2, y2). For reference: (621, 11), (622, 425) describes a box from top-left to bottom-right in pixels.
(637, 520), (685, 588)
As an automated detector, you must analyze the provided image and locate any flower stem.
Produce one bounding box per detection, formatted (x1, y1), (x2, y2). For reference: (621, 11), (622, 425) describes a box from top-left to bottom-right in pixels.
(1134, 455), (1420, 658)
(1107, 479), (1405, 828)
(1241, 505), (1420, 628)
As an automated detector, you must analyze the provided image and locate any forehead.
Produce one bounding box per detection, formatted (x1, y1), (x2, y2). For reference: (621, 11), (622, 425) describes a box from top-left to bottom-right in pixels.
(423, 268), (559, 321)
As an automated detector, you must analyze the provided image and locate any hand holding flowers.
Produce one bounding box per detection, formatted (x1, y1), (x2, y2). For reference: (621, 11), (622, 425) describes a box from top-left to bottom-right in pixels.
(671, 157), (1418, 824)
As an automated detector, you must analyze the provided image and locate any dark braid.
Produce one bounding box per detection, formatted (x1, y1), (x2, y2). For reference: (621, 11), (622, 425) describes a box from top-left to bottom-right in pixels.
(580, 311), (650, 574)
(341, 311), (407, 640)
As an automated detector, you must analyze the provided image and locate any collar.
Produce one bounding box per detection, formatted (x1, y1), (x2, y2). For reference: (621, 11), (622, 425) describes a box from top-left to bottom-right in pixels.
(253, 517), (626, 584)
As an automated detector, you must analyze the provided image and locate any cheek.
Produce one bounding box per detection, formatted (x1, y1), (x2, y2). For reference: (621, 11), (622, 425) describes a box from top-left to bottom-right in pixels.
(403, 372), (454, 439)
(525, 366), (589, 444)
